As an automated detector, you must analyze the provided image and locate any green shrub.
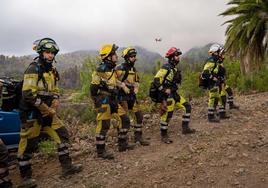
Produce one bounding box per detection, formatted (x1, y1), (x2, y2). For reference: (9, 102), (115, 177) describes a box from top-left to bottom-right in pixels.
(58, 102), (96, 124)
(76, 57), (97, 101)
(237, 67), (268, 92)
(136, 72), (154, 100)
(139, 100), (158, 113)
(38, 140), (57, 158)
(80, 105), (97, 123)
(179, 68), (204, 98)
(224, 58), (241, 88)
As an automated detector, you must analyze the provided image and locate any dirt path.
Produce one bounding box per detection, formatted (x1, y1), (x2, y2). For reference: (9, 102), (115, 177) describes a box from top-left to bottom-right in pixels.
(10, 92), (268, 188)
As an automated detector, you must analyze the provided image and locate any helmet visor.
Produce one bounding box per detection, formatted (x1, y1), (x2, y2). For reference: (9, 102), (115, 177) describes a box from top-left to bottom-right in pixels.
(129, 54), (136, 58)
(128, 49), (137, 57)
(43, 42), (59, 53)
(174, 51), (182, 56)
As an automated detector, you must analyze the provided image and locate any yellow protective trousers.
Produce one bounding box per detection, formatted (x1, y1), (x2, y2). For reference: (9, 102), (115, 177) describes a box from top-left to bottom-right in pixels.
(17, 114), (70, 179)
(18, 115), (65, 157)
(219, 83), (227, 115)
(119, 100), (143, 133)
(95, 96), (130, 153)
(160, 94), (191, 131)
(208, 86), (219, 119)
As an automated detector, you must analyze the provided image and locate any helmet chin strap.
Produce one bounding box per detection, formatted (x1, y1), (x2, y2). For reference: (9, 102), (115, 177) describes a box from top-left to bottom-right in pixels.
(126, 59), (135, 66)
(104, 58), (116, 68)
(168, 57), (179, 66)
(212, 54), (220, 61)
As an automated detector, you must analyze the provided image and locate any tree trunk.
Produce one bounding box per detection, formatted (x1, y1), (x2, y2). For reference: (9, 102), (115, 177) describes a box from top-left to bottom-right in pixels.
(240, 56), (246, 76)
(240, 53), (251, 76)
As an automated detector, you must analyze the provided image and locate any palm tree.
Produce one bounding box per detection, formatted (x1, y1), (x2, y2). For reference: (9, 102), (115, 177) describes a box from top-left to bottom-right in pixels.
(220, 0), (268, 75)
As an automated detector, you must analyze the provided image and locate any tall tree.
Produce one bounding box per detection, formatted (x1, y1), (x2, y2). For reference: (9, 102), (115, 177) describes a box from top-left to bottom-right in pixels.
(220, 0), (268, 75)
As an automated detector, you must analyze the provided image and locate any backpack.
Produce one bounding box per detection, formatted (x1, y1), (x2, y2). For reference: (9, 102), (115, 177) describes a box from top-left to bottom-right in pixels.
(0, 78), (23, 111)
(149, 68), (170, 103)
(149, 82), (162, 103)
(198, 62), (217, 90)
(198, 73), (210, 89)
(0, 61), (47, 112)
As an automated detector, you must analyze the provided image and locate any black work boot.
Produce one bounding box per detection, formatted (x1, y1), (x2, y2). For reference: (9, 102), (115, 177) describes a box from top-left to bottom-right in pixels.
(118, 138), (135, 152)
(182, 124), (196, 134)
(208, 108), (220, 123)
(17, 178), (37, 188)
(0, 179), (13, 188)
(219, 111), (230, 119)
(134, 131), (150, 146)
(208, 114), (220, 123)
(229, 102), (239, 109)
(18, 157), (36, 188)
(97, 149), (114, 160)
(160, 130), (173, 144)
(62, 164), (83, 177)
(59, 153), (83, 177)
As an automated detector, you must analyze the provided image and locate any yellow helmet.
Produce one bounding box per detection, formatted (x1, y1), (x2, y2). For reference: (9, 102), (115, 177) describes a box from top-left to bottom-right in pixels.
(99, 44), (118, 60)
(122, 47), (137, 59)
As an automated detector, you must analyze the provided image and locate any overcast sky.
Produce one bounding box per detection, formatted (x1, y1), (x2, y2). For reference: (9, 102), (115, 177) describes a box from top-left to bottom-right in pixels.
(0, 0), (230, 56)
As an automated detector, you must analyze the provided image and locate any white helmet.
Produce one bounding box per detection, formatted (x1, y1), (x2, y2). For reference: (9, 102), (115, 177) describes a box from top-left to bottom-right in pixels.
(208, 43), (221, 54)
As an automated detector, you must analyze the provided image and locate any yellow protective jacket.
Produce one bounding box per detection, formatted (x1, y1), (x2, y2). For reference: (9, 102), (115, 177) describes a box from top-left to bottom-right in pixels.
(202, 56), (219, 80)
(21, 58), (60, 109)
(115, 62), (139, 98)
(90, 61), (118, 106)
(153, 62), (181, 92)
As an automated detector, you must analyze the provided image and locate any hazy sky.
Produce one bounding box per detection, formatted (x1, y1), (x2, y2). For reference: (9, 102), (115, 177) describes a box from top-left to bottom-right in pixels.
(0, 0), (229, 56)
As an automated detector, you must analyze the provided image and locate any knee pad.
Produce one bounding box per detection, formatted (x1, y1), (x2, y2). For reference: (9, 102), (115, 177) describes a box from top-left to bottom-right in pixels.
(225, 87), (233, 96)
(214, 97), (219, 108)
(166, 111), (174, 123)
(120, 114), (130, 129)
(101, 120), (111, 130)
(55, 127), (70, 143)
(25, 137), (40, 154)
(221, 95), (227, 106)
(97, 120), (110, 136)
(135, 111), (143, 124)
(183, 102), (192, 113)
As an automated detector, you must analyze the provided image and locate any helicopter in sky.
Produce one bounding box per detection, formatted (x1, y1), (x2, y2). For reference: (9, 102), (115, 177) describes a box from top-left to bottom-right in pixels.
(155, 38), (162, 42)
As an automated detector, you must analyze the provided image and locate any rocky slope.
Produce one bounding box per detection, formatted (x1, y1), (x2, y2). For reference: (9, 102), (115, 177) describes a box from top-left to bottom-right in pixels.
(9, 92), (268, 188)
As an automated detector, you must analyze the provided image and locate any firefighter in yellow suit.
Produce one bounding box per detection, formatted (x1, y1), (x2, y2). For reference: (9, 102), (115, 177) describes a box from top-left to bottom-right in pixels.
(201, 43), (230, 122)
(90, 44), (135, 160)
(153, 47), (195, 144)
(17, 38), (82, 188)
(115, 47), (149, 146)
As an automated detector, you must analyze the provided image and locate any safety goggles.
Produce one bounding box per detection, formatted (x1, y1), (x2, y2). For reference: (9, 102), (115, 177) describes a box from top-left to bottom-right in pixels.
(41, 43), (59, 54)
(128, 50), (137, 57)
(129, 52), (137, 57)
(174, 51), (182, 57)
(43, 42), (59, 51)
(128, 49), (136, 54)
